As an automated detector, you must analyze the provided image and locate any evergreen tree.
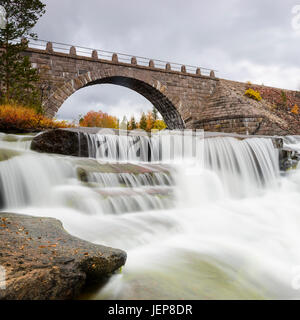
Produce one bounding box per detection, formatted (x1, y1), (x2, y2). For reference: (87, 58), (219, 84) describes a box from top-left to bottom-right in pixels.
(152, 107), (158, 121)
(129, 115), (137, 130)
(0, 0), (46, 109)
(139, 112), (147, 131)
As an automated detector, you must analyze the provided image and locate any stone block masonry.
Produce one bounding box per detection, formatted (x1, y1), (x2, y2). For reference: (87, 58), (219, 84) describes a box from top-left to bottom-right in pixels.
(22, 41), (300, 135)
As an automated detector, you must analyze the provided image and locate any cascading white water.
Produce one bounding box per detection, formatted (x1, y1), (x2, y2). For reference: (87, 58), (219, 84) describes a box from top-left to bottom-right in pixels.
(85, 132), (159, 162)
(0, 134), (174, 214)
(1, 130), (300, 299)
(0, 132), (34, 150)
(204, 137), (279, 197)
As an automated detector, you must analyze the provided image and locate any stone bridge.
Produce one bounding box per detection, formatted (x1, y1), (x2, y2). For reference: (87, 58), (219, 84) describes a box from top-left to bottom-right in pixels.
(23, 40), (300, 135)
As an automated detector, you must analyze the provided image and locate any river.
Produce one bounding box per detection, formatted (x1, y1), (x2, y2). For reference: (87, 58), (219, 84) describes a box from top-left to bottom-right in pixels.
(1, 130), (300, 299)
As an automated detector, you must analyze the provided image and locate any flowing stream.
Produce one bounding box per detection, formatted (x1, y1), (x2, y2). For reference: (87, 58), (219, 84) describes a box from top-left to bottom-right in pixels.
(1, 130), (300, 299)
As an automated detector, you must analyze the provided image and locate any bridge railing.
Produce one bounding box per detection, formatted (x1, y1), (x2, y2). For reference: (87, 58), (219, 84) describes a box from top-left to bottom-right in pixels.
(25, 38), (218, 77)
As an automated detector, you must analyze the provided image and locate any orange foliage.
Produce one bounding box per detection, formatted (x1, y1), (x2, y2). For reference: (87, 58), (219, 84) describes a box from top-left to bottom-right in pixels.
(146, 111), (155, 132)
(0, 104), (73, 132)
(291, 104), (299, 115)
(79, 110), (118, 129)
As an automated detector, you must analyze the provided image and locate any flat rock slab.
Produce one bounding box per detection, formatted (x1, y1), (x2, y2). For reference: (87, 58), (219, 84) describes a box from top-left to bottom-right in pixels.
(0, 213), (126, 300)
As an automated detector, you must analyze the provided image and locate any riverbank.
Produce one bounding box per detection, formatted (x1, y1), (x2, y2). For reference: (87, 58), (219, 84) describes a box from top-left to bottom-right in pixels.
(0, 213), (126, 300)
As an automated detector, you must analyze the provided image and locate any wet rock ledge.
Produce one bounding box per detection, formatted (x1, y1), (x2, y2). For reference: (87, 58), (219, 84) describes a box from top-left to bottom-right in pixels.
(0, 213), (126, 300)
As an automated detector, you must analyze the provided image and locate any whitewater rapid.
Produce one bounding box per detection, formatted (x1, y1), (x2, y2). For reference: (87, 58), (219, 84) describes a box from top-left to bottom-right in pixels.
(1, 131), (300, 299)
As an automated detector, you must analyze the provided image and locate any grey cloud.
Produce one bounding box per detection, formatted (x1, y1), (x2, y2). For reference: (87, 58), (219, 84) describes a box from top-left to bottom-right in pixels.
(33, 0), (300, 121)
(56, 85), (152, 121)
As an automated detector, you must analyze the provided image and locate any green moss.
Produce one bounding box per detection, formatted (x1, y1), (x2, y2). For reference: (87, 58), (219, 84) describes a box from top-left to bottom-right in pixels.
(281, 91), (287, 104)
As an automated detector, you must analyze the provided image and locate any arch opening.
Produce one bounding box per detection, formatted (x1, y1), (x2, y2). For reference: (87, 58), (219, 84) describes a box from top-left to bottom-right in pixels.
(56, 84), (153, 124)
(46, 75), (185, 130)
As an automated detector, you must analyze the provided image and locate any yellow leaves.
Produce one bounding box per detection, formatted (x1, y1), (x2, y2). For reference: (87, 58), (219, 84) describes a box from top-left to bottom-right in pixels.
(0, 104), (74, 130)
(146, 111), (155, 132)
(244, 88), (262, 101)
(291, 104), (299, 115)
(152, 119), (167, 131)
(140, 111), (167, 132)
(39, 243), (57, 249)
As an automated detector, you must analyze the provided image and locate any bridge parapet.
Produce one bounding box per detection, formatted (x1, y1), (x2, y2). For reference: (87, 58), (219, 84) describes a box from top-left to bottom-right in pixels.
(9, 38), (221, 130)
(25, 38), (217, 77)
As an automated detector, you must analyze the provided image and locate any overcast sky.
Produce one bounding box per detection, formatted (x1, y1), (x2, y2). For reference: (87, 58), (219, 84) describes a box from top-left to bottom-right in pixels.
(33, 0), (300, 121)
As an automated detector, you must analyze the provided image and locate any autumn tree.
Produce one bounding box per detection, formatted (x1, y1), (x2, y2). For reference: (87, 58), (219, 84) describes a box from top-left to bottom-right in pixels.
(291, 104), (299, 115)
(79, 110), (118, 129)
(146, 111), (155, 132)
(0, 0), (45, 110)
(153, 119), (167, 130)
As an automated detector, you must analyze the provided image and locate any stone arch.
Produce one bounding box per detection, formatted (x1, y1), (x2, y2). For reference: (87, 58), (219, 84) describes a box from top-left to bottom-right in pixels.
(43, 69), (185, 129)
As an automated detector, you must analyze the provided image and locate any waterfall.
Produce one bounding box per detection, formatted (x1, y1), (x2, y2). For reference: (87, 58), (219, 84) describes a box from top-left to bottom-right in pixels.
(0, 132), (280, 211)
(1, 130), (300, 299)
(0, 133), (34, 150)
(204, 137), (279, 196)
(0, 152), (74, 209)
(0, 134), (175, 214)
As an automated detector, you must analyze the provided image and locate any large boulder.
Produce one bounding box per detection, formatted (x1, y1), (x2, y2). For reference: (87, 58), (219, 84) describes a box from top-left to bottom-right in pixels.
(0, 213), (126, 300)
(31, 129), (89, 157)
